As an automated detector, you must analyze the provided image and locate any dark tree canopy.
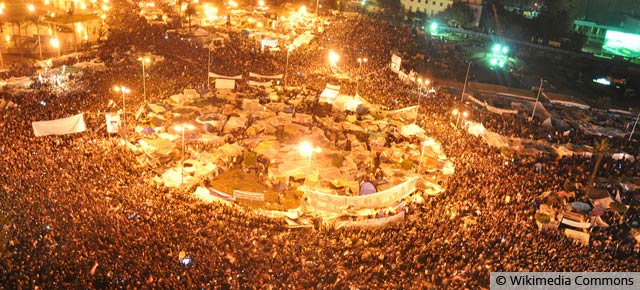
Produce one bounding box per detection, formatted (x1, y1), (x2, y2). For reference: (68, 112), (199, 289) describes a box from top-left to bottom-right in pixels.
(436, 2), (475, 28)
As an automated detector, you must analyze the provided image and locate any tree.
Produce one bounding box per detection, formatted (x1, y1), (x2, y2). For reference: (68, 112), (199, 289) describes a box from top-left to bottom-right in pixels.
(588, 138), (610, 186)
(185, 3), (197, 34)
(436, 2), (475, 28)
(533, 0), (577, 41)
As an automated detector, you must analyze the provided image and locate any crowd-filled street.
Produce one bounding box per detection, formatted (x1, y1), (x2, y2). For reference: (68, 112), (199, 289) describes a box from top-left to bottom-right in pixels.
(1, 1), (639, 289)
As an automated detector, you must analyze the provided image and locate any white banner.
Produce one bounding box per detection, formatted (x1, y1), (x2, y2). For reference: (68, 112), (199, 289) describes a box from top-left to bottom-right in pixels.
(32, 113), (87, 137)
(215, 79), (236, 89)
(247, 80), (272, 87)
(249, 72), (283, 79)
(391, 54), (401, 72)
(561, 218), (592, 229)
(105, 113), (121, 133)
(337, 211), (405, 229)
(208, 73), (243, 80)
(233, 190), (265, 201)
(261, 38), (278, 48)
(305, 176), (419, 212)
(564, 228), (590, 245)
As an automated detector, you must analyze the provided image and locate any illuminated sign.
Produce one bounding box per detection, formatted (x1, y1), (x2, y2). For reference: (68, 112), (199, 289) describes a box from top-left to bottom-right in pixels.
(602, 30), (640, 59)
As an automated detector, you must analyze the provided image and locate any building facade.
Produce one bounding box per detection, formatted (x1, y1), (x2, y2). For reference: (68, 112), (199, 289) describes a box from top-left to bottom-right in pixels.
(400, 0), (454, 16)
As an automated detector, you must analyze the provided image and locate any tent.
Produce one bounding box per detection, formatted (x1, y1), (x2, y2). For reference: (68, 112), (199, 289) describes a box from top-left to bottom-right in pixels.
(400, 124), (425, 138)
(218, 143), (244, 157)
(359, 182), (377, 196)
(542, 117), (571, 131)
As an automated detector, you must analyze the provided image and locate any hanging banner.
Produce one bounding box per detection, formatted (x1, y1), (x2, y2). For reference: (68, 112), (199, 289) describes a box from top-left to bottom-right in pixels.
(105, 113), (121, 133)
(32, 113), (87, 137)
(249, 72), (283, 79)
(215, 79), (236, 89)
(233, 190), (265, 201)
(247, 80), (273, 87)
(208, 73), (243, 80)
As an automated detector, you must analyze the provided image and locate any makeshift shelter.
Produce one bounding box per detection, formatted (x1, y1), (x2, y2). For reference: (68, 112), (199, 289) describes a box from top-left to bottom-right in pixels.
(359, 182), (377, 195)
(542, 117), (571, 131)
(400, 124), (425, 138)
(319, 84), (340, 104)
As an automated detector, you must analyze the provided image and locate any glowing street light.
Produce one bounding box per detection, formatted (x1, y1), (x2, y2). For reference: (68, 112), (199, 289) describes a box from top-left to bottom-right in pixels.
(49, 38), (61, 57)
(452, 109), (468, 128)
(138, 57), (151, 102)
(114, 85), (131, 139)
(27, 3), (43, 59)
(299, 5), (307, 14)
(328, 50), (339, 67)
(175, 124), (195, 185)
(298, 141), (321, 169)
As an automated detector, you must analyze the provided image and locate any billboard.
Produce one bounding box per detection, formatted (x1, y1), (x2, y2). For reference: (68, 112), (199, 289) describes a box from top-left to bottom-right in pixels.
(602, 30), (640, 58)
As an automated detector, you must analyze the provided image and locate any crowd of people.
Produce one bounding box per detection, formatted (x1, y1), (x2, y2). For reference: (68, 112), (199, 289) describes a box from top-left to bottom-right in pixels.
(1, 1), (639, 289)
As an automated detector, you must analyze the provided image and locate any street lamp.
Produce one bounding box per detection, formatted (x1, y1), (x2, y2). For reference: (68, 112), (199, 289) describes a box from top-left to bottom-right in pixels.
(175, 124), (195, 185)
(27, 3), (43, 59)
(356, 57), (367, 96)
(138, 57), (151, 102)
(285, 45), (293, 87)
(629, 111), (640, 142)
(114, 85), (131, 139)
(531, 78), (543, 121)
(328, 50), (340, 67)
(460, 62), (471, 103)
(49, 38), (61, 57)
(0, 5), (4, 68)
(298, 141), (321, 170)
(452, 109), (468, 128)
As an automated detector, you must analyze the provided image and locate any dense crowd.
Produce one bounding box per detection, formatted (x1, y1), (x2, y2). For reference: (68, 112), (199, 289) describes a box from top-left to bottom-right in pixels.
(1, 1), (639, 289)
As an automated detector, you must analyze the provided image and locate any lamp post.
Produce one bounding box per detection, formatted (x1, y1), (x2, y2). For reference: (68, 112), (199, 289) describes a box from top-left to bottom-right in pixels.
(315, 0), (320, 18)
(49, 38), (61, 57)
(328, 50), (339, 70)
(0, 4), (4, 68)
(298, 141), (321, 170)
(138, 57), (151, 102)
(175, 124), (195, 185)
(355, 57), (367, 97)
(460, 62), (471, 103)
(452, 109), (468, 128)
(27, 4), (42, 59)
(629, 111), (640, 142)
(114, 85), (131, 139)
(531, 78), (544, 121)
(285, 45), (293, 87)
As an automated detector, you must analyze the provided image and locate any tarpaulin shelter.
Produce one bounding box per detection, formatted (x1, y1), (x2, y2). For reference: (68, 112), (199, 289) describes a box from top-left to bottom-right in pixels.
(359, 182), (377, 195)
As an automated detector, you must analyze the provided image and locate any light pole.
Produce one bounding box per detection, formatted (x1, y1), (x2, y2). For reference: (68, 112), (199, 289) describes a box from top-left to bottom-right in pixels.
(629, 111), (640, 142)
(138, 57), (151, 102)
(452, 109), (468, 128)
(27, 4), (42, 59)
(315, 0), (320, 18)
(114, 86), (131, 140)
(175, 124), (195, 185)
(415, 78), (430, 123)
(531, 78), (543, 121)
(0, 4), (4, 68)
(460, 62), (471, 103)
(285, 45), (293, 87)
(50, 38), (61, 57)
(355, 57), (367, 97)
(328, 50), (339, 72)
(299, 141), (321, 171)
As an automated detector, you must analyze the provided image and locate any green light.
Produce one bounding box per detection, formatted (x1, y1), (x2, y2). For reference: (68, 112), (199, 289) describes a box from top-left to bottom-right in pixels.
(430, 22), (438, 31)
(492, 44), (501, 53)
(602, 30), (640, 58)
(501, 46), (509, 54)
(498, 60), (505, 67)
(490, 58), (498, 66)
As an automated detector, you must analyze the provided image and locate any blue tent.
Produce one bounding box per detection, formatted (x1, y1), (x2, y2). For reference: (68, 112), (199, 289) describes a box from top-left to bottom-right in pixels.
(359, 182), (377, 196)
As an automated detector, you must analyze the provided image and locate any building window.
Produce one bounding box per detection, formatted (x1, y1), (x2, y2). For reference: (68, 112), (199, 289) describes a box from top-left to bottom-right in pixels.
(440, 2), (443, 7)
(432, 1), (436, 5)
(417, 0), (421, 3)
